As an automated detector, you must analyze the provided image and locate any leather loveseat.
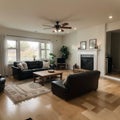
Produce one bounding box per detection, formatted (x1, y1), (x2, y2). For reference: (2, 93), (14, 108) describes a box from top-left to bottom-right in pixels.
(51, 70), (100, 100)
(12, 61), (49, 80)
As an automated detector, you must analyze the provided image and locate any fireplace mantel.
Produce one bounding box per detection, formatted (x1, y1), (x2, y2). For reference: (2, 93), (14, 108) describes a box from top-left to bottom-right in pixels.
(78, 49), (98, 70)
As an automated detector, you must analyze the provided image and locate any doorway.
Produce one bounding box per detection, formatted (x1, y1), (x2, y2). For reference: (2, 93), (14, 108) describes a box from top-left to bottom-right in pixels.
(106, 30), (120, 79)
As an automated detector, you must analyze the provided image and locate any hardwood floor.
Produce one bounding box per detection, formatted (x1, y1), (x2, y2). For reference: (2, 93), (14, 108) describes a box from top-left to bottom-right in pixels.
(106, 72), (120, 79)
(1, 70), (120, 120)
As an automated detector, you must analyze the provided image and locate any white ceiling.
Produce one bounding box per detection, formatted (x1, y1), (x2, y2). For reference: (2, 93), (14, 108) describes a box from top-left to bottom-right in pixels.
(0, 0), (120, 35)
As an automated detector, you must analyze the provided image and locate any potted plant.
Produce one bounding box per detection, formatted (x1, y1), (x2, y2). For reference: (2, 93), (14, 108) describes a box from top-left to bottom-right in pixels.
(60, 45), (69, 60)
(49, 53), (56, 69)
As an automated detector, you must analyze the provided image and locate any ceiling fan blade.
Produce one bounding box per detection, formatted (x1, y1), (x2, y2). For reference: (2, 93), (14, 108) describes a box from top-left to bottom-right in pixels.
(43, 27), (54, 29)
(62, 23), (69, 27)
(40, 16), (55, 23)
(61, 26), (72, 29)
(43, 25), (53, 27)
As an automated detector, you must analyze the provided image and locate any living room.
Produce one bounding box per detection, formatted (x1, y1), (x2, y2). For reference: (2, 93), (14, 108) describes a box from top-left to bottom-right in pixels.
(0, 0), (120, 120)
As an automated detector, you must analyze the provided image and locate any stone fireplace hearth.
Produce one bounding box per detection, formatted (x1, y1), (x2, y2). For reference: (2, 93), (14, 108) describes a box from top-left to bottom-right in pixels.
(78, 49), (98, 70)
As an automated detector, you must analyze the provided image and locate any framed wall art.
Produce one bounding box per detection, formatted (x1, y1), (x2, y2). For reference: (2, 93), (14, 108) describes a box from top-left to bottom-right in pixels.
(89, 39), (97, 49)
(80, 41), (87, 50)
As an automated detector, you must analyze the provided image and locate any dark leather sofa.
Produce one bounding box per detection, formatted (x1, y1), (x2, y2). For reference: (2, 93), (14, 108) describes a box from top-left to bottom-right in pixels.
(0, 76), (6, 92)
(12, 61), (48, 80)
(51, 70), (100, 100)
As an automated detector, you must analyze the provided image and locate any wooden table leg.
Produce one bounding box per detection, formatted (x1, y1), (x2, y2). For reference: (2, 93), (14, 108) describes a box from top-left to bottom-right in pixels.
(33, 74), (36, 82)
(39, 77), (45, 86)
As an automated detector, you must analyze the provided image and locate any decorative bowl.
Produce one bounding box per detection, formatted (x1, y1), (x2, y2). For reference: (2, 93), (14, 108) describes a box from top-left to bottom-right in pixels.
(48, 70), (54, 73)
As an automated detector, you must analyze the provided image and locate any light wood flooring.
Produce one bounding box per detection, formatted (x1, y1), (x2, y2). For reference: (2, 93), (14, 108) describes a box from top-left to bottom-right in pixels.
(0, 70), (120, 120)
(106, 72), (120, 79)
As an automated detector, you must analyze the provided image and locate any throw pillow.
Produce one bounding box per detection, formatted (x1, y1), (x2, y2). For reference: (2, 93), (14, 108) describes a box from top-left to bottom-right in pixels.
(17, 63), (24, 70)
(43, 61), (49, 68)
(22, 62), (28, 70)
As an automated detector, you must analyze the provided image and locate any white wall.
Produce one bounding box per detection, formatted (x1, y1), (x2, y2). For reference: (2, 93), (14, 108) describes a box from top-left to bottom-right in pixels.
(106, 21), (120, 32)
(0, 26), (63, 58)
(63, 24), (106, 76)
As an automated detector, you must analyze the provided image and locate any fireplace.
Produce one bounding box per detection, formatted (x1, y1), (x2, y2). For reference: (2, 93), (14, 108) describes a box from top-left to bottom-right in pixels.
(81, 54), (94, 70)
(78, 49), (98, 70)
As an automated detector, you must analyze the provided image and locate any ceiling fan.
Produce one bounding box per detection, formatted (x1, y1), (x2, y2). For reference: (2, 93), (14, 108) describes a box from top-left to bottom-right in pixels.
(43, 21), (72, 32)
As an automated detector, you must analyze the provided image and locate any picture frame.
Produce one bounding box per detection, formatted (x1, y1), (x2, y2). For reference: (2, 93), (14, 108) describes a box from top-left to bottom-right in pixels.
(89, 39), (97, 49)
(80, 41), (87, 50)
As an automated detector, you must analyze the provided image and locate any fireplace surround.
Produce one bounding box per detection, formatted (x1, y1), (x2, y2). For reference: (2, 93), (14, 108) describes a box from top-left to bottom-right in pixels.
(78, 49), (98, 70)
(81, 54), (94, 70)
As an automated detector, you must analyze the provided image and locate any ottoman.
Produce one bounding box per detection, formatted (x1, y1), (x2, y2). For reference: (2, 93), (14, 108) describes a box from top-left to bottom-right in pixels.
(0, 77), (6, 92)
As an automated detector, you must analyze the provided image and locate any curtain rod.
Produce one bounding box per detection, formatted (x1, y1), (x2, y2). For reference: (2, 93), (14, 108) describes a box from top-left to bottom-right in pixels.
(6, 34), (51, 41)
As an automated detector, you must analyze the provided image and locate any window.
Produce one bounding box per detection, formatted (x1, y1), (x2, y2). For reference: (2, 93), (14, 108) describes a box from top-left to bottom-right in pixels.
(40, 43), (51, 59)
(46, 43), (51, 59)
(7, 40), (17, 64)
(20, 41), (39, 61)
(40, 43), (46, 59)
(6, 38), (52, 64)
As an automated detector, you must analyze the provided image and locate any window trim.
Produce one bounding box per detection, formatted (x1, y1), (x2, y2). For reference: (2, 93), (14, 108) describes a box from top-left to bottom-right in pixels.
(6, 38), (52, 64)
(7, 40), (17, 64)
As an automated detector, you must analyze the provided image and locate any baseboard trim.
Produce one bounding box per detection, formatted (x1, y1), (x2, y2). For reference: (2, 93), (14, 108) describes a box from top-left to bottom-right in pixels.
(104, 75), (120, 82)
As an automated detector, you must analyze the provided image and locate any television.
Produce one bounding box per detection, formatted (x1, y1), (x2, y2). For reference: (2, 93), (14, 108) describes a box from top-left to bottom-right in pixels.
(57, 58), (65, 63)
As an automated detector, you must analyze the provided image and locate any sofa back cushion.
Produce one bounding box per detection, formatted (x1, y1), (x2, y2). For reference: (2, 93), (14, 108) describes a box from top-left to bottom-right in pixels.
(38, 61), (43, 68)
(22, 62), (28, 69)
(26, 61), (43, 69)
(64, 70), (100, 92)
(43, 60), (49, 68)
(17, 63), (24, 70)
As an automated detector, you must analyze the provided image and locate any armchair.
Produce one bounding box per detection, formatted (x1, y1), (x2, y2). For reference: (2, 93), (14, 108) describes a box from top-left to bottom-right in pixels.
(51, 70), (100, 100)
(0, 75), (6, 92)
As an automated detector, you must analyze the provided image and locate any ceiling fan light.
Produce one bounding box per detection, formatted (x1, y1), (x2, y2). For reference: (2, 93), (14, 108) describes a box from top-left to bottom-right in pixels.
(74, 27), (77, 30)
(58, 29), (61, 32)
(53, 29), (57, 32)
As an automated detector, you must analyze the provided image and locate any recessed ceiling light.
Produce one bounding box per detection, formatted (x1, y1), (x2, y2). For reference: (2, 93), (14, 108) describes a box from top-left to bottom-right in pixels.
(108, 15), (113, 19)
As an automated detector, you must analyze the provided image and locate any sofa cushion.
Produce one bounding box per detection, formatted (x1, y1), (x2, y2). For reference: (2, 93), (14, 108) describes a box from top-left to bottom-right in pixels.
(22, 62), (28, 69)
(43, 61), (49, 68)
(22, 69), (32, 73)
(38, 61), (43, 68)
(17, 63), (24, 70)
(31, 68), (48, 72)
(26, 61), (43, 69)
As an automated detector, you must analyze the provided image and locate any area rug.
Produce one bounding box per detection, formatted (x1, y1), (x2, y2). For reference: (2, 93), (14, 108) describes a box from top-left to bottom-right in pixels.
(5, 82), (50, 104)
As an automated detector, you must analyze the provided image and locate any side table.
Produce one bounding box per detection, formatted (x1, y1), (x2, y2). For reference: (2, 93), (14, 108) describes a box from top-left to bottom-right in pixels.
(57, 63), (67, 70)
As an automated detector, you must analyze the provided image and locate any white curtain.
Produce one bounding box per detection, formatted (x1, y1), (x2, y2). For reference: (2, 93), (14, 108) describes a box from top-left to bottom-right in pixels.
(0, 34), (8, 76)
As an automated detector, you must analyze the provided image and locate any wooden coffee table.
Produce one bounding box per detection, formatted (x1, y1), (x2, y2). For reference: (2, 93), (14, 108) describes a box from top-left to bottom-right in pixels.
(33, 70), (63, 86)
